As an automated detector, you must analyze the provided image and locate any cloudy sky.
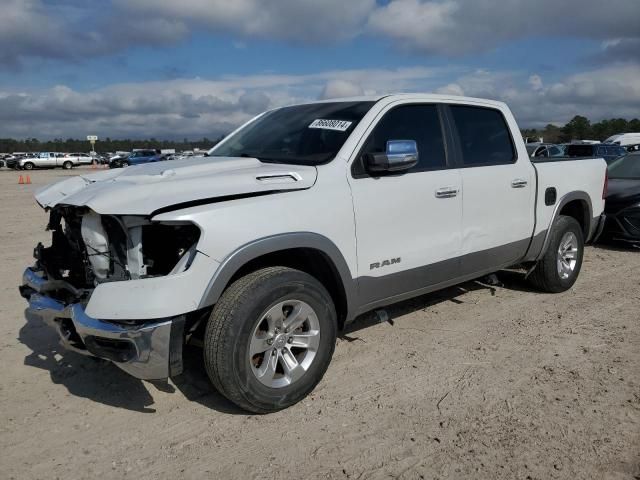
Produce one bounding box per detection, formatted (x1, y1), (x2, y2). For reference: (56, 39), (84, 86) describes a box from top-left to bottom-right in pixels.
(1, 0), (639, 139)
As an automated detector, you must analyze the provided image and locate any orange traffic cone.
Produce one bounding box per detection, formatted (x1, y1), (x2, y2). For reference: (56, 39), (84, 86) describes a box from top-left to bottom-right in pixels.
(26, 175), (32, 184)
(18, 175), (24, 184)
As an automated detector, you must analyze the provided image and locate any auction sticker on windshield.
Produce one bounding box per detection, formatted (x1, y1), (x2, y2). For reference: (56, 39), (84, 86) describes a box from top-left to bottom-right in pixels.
(308, 119), (353, 132)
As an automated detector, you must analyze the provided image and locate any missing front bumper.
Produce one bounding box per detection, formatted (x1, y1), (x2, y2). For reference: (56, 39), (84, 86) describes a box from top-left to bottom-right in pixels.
(21, 268), (184, 380)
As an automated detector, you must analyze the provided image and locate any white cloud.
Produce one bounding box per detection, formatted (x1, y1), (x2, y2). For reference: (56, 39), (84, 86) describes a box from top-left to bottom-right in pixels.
(115, 0), (376, 43)
(421, 65), (640, 128)
(435, 83), (464, 96)
(2, 65), (639, 138)
(319, 80), (364, 100)
(367, 0), (640, 56)
(528, 75), (543, 91)
(3, 0), (640, 67)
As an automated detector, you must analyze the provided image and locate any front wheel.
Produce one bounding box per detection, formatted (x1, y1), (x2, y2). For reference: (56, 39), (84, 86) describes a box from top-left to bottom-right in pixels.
(204, 266), (337, 413)
(23, 162), (34, 170)
(529, 215), (584, 293)
(62, 161), (73, 170)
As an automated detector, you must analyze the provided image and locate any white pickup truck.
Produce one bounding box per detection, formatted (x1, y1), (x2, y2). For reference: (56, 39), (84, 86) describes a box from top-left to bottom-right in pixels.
(18, 152), (78, 170)
(20, 94), (607, 413)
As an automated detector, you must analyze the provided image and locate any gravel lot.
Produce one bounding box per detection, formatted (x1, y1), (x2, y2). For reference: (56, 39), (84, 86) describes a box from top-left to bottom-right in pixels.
(1, 167), (638, 479)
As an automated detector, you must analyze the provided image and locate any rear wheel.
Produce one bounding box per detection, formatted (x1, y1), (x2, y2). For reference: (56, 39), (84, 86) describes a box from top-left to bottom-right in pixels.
(204, 266), (337, 413)
(529, 215), (584, 292)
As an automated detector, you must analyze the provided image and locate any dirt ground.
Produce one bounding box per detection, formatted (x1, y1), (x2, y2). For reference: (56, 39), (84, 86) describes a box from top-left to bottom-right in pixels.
(0, 166), (638, 480)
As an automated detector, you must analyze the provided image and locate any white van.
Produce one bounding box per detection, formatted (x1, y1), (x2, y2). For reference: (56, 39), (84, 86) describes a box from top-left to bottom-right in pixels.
(603, 133), (640, 146)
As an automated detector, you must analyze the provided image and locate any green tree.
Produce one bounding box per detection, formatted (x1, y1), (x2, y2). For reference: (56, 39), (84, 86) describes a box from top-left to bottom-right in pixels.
(562, 115), (591, 141)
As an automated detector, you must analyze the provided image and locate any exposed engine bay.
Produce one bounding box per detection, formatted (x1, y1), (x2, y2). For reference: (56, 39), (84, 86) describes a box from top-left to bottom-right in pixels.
(34, 205), (200, 301)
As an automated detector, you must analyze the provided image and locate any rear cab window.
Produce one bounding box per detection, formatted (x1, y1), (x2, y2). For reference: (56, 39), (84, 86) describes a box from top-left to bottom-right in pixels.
(448, 105), (515, 166)
(567, 145), (595, 157)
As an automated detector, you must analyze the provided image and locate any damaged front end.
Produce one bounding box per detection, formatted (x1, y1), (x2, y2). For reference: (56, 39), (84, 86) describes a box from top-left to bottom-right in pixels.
(20, 205), (203, 380)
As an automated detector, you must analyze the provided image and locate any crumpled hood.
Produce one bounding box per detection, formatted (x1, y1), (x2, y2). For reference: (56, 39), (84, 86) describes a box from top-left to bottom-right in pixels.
(35, 157), (317, 215)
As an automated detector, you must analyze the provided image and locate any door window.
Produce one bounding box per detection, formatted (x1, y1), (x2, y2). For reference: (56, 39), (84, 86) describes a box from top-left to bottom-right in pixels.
(534, 147), (549, 157)
(354, 104), (447, 176)
(547, 146), (562, 157)
(450, 106), (515, 166)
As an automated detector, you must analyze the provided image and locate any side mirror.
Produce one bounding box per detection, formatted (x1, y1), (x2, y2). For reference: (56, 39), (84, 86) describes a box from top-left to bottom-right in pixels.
(364, 140), (419, 173)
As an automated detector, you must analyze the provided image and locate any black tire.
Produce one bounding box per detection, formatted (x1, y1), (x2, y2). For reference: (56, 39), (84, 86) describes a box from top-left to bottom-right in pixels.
(122, 161), (130, 167)
(529, 215), (584, 293)
(23, 162), (34, 170)
(62, 161), (73, 170)
(204, 266), (337, 413)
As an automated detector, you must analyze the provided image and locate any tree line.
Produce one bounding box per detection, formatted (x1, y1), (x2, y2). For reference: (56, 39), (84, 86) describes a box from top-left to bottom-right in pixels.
(521, 116), (640, 144)
(0, 136), (225, 154)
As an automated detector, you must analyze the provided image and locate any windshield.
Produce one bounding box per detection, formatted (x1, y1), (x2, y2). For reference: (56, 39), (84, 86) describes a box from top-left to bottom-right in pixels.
(210, 101), (375, 165)
(608, 154), (640, 179)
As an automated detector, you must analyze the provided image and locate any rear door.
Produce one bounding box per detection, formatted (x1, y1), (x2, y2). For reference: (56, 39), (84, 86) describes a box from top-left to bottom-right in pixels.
(39, 152), (55, 167)
(348, 102), (462, 307)
(445, 104), (535, 275)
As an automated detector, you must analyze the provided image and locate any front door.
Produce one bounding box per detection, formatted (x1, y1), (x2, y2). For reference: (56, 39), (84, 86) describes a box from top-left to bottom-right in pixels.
(39, 152), (55, 167)
(348, 102), (463, 308)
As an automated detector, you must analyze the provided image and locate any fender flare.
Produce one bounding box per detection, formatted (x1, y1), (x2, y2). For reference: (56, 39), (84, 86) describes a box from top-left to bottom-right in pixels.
(534, 191), (593, 261)
(198, 232), (358, 320)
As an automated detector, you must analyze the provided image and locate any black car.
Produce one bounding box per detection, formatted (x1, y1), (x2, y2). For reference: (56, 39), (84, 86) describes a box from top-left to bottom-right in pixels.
(566, 143), (627, 164)
(601, 152), (640, 244)
(626, 143), (640, 153)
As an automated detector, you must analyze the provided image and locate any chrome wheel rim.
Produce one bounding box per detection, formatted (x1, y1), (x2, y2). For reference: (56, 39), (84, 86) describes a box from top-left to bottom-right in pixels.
(557, 232), (579, 280)
(249, 299), (320, 388)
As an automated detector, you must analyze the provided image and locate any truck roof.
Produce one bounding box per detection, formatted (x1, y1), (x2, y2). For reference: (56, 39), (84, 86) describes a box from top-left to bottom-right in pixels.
(300, 93), (507, 109)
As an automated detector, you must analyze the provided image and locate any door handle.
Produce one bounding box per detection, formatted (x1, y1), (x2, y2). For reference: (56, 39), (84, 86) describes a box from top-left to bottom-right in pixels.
(511, 179), (528, 188)
(435, 187), (459, 198)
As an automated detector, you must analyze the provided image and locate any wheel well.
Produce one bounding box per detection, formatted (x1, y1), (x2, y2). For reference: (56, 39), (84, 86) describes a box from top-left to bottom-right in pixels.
(229, 248), (349, 328)
(558, 199), (590, 237)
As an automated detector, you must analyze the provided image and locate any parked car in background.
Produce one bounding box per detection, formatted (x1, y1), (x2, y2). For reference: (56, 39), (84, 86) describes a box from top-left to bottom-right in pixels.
(94, 154), (110, 165)
(600, 152), (640, 244)
(0, 159), (5, 168)
(625, 144), (640, 153)
(566, 143), (627, 164)
(124, 149), (162, 166)
(63, 153), (95, 165)
(604, 133), (640, 146)
(526, 143), (564, 158)
(21, 94), (607, 413)
(108, 152), (131, 168)
(5, 154), (30, 169)
(18, 152), (78, 170)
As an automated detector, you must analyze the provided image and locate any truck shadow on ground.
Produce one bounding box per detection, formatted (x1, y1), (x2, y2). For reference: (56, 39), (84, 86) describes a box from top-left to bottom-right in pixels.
(341, 274), (524, 337)
(592, 239), (639, 252)
(18, 312), (242, 414)
(17, 270), (534, 414)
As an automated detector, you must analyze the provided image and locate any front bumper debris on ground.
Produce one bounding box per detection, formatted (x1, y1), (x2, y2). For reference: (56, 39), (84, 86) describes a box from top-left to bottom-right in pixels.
(20, 267), (184, 380)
